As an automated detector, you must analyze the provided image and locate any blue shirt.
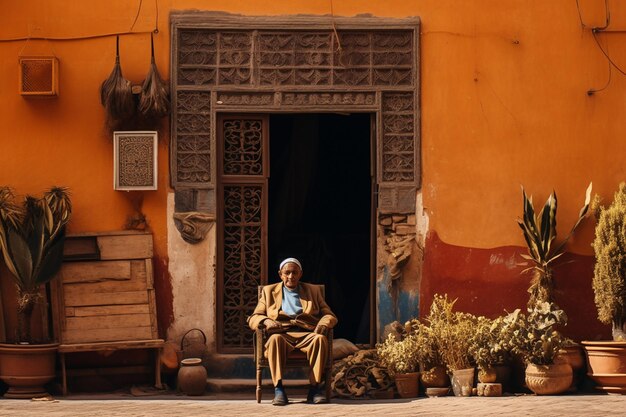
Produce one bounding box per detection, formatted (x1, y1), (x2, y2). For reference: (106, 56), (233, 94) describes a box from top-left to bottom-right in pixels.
(282, 285), (303, 317)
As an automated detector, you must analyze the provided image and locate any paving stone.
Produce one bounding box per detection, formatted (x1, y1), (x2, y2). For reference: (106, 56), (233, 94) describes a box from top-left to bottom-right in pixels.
(0, 392), (624, 416)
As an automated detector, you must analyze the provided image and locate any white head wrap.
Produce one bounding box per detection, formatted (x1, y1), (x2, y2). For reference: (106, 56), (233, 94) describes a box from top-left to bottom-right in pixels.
(279, 257), (302, 271)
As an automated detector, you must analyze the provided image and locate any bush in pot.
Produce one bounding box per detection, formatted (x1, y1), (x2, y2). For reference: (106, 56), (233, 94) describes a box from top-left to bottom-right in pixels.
(376, 332), (420, 397)
(404, 318), (448, 389)
(468, 315), (509, 384)
(591, 182), (626, 341)
(582, 182), (626, 393)
(502, 302), (572, 395)
(0, 186), (72, 398)
(426, 294), (476, 396)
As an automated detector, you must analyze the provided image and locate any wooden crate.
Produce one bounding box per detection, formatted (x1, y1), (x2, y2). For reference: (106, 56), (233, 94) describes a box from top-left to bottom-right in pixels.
(54, 232), (158, 344)
(51, 231), (163, 394)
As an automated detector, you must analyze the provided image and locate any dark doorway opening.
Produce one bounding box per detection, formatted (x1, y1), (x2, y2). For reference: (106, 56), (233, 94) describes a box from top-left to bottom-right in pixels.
(268, 113), (372, 344)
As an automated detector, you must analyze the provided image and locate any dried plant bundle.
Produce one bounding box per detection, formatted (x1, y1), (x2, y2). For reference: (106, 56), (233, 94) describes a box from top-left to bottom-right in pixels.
(139, 33), (170, 119)
(100, 36), (135, 124)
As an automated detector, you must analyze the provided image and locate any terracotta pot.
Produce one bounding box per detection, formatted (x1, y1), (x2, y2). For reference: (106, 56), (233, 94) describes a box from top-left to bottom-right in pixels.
(558, 344), (586, 391)
(0, 343), (58, 399)
(394, 372), (419, 398)
(420, 365), (449, 388)
(581, 341), (626, 394)
(478, 366), (497, 383)
(494, 364), (512, 393)
(451, 367), (475, 397)
(177, 358), (207, 396)
(560, 345), (585, 372)
(525, 362), (572, 395)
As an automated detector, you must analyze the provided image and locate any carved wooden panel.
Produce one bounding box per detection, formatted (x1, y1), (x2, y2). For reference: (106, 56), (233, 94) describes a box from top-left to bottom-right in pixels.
(175, 91), (212, 186)
(221, 184), (264, 349)
(177, 29), (413, 88)
(381, 92), (416, 183)
(222, 119), (264, 176)
(217, 114), (268, 352)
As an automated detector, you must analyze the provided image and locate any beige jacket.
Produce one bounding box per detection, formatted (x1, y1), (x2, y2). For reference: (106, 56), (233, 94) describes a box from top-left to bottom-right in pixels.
(248, 282), (338, 331)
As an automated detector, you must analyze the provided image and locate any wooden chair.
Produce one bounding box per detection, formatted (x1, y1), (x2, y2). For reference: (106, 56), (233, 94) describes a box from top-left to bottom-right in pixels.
(253, 284), (333, 403)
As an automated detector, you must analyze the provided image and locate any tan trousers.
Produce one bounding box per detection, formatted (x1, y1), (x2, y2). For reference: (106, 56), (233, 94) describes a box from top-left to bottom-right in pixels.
(264, 331), (328, 386)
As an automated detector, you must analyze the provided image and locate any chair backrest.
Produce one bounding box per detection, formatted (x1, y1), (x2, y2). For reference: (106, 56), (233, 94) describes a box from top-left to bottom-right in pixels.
(258, 284), (325, 298)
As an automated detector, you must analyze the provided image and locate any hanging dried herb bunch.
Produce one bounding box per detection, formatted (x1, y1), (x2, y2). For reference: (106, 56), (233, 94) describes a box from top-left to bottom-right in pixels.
(100, 36), (135, 128)
(139, 33), (170, 120)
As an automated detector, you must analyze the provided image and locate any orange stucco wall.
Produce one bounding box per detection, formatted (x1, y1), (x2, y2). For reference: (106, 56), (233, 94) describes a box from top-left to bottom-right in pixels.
(1, 1), (625, 340)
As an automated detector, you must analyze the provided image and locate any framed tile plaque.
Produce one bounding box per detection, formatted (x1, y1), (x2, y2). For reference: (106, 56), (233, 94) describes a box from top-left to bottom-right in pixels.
(113, 131), (158, 190)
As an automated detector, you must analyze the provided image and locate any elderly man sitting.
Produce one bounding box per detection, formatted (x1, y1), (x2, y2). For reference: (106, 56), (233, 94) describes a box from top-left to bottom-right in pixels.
(248, 258), (338, 405)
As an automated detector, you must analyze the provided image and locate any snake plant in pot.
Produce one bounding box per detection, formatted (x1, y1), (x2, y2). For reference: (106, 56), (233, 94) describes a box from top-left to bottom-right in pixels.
(517, 183), (592, 308)
(0, 186), (71, 398)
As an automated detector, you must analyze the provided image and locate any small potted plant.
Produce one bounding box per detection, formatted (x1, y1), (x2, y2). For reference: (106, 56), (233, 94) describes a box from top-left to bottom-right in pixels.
(0, 186), (72, 398)
(469, 315), (509, 384)
(426, 294), (476, 396)
(502, 302), (572, 395)
(404, 318), (449, 391)
(376, 332), (421, 398)
(582, 182), (626, 392)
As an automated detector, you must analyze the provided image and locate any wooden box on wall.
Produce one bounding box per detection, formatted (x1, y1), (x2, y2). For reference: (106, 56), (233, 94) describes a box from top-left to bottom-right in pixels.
(52, 231), (158, 344)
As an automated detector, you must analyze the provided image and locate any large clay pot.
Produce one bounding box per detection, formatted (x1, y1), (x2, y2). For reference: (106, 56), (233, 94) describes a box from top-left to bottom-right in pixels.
(558, 344), (586, 391)
(451, 367), (475, 397)
(0, 343), (58, 399)
(524, 362), (572, 395)
(420, 365), (449, 388)
(581, 341), (626, 394)
(177, 358), (207, 396)
(394, 372), (419, 398)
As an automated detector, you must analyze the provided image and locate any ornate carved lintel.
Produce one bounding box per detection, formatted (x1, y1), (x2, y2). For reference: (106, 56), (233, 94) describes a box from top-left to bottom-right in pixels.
(173, 212), (216, 244)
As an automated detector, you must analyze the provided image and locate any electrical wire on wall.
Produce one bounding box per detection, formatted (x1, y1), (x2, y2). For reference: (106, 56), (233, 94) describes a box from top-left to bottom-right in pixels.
(0, 0), (159, 43)
(576, 0), (626, 94)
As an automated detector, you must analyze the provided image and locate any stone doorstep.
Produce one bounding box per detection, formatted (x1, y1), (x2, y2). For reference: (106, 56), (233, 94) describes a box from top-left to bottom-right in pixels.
(206, 378), (311, 394)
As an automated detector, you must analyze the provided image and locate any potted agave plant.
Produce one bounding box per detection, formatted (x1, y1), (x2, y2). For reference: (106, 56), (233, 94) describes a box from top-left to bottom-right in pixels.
(502, 302), (572, 395)
(0, 186), (71, 398)
(582, 182), (626, 393)
(517, 183), (592, 308)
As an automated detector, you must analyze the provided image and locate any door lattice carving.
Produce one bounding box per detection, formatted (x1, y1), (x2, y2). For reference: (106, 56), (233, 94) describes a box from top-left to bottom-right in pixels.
(222, 120), (264, 176)
(218, 115), (268, 351)
(222, 184), (264, 349)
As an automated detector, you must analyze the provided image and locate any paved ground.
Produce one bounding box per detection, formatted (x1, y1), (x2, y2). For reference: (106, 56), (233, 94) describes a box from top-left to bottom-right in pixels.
(1, 392), (625, 417)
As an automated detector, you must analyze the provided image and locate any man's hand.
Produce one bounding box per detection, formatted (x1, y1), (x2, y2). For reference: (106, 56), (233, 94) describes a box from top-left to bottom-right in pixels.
(314, 324), (327, 335)
(264, 318), (279, 329)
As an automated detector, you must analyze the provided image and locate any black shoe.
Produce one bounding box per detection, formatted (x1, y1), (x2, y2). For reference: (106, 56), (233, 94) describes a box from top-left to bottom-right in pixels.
(307, 385), (328, 404)
(272, 386), (288, 406)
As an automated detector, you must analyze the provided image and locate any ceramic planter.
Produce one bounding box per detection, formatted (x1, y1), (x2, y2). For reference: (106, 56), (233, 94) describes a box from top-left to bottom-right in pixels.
(420, 365), (449, 388)
(451, 367), (475, 396)
(0, 343), (58, 399)
(581, 341), (626, 394)
(394, 372), (419, 398)
(524, 362), (572, 395)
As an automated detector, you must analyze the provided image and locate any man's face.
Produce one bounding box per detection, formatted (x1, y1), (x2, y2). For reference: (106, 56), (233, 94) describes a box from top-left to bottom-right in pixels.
(279, 262), (302, 289)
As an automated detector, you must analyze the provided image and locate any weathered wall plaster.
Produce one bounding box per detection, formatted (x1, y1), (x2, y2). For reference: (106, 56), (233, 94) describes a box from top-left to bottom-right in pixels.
(166, 192), (216, 350)
(376, 191), (429, 339)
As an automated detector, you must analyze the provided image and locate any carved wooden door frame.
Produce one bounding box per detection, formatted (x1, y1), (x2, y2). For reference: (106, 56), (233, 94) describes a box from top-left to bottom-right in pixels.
(170, 12), (421, 352)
